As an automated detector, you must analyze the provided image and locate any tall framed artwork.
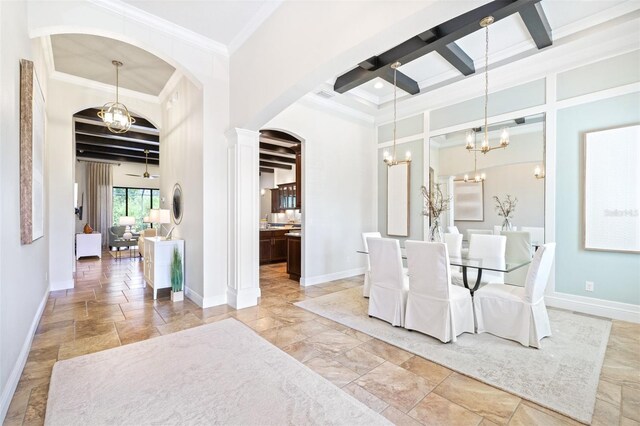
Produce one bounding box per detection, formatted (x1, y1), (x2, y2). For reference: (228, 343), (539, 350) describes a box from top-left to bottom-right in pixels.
(387, 162), (410, 237)
(453, 181), (484, 221)
(584, 124), (640, 253)
(20, 59), (46, 244)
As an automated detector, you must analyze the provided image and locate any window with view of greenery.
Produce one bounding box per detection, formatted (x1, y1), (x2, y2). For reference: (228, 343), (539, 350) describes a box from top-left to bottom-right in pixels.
(112, 187), (160, 230)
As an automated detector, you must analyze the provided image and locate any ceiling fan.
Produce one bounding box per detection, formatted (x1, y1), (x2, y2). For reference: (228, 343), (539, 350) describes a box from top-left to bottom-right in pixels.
(126, 150), (159, 179)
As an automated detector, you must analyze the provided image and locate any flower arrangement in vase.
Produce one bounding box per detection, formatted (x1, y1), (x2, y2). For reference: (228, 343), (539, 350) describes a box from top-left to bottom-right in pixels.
(170, 247), (184, 302)
(421, 184), (451, 242)
(493, 195), (518, 231)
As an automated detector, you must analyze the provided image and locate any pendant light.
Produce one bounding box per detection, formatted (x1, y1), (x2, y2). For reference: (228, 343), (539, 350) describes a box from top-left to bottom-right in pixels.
(383, 62), (411, 166)
(465, 16), (509, 154)
(98, 60), (136, 134)
(461, 129), (486, 183)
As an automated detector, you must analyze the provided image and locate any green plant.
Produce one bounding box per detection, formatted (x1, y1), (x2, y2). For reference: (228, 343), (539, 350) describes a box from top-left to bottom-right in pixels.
(171, 247), (183, 292)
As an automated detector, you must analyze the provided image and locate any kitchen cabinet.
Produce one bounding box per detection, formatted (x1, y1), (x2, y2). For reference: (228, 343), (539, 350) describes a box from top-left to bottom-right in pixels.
(286, 234), (301, 281)
(259, 229), (289, 264)
(270, 182), (296, 212)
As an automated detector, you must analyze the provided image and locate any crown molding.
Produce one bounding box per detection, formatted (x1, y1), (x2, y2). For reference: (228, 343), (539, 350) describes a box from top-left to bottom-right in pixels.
(87, 0), (229, 56)
(228, 0), (283, 54)
(50, 71), (160, 104)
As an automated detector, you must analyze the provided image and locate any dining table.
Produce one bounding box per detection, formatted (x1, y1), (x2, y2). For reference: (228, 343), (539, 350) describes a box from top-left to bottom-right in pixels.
(357, 248), (531, 296)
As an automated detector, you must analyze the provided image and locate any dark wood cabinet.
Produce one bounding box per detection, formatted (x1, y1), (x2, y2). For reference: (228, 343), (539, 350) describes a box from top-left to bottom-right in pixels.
(270, 189), (280, 213)
(287, 235), (301, 281)
(270, 182), (296, 212)
(259, 230), (289, 264)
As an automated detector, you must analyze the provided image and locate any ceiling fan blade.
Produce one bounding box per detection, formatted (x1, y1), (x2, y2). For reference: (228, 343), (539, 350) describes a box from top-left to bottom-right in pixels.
(125, 173), (143, 177)
(149, 175), (160, 179)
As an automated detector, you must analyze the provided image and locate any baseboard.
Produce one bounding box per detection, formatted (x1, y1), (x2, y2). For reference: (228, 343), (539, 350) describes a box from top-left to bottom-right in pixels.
(227, 287), (261, 310)
(0, 287), (49, 422)
(185, 287), (228, 309)
(184, 287), (203, 307)
(49, 279), (73, 291)
(546, 292), (640, 323)
(300, 267), (366, 287)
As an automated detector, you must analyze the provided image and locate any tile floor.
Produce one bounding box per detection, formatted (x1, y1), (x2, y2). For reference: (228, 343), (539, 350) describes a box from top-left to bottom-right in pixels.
(4, 255), (639, 425)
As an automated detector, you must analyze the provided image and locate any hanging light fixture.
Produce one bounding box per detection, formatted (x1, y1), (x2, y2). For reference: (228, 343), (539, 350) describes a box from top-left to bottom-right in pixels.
(465, 16), (509, 154)
(98, 60), (136, 134)
(459, 129), (486, 183)
(383, 62), (411, 166)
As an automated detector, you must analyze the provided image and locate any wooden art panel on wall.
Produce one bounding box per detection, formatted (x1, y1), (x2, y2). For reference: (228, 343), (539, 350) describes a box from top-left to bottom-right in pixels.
(453, 181), (484, 222)
(584, 124), (640, 253)
(20, 59), (46, 244)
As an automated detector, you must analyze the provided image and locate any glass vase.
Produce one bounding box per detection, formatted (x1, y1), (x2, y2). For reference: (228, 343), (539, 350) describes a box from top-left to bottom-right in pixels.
(501, 218), (513, 231)
(429, 219), (443, 242)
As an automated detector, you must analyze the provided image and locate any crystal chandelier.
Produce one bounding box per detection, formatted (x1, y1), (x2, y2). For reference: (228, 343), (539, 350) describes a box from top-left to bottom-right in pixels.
(383, 62), (411, 166)
(465, 16), (509, 154)
(98, 60), (136, 134)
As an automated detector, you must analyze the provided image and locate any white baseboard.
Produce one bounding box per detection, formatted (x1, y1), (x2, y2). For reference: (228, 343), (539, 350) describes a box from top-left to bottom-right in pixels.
(301, 267), (366, 287)
(50, 279), (73, 291)
(184, 287), (203, 307)
(185, 287), (228, 309)
(227, 287), (261, 309)
(546, 292), (640, 323)
(0, 288), (49, 423)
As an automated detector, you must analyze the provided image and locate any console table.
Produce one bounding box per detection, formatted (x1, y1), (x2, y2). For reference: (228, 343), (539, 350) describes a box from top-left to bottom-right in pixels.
(76, 233), (102, 260)
(143, 237), (184, 299)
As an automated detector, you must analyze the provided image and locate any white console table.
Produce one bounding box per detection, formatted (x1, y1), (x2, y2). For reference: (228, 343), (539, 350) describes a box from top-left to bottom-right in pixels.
(143, 237), (184, 299)
(76, 233), (102, 260)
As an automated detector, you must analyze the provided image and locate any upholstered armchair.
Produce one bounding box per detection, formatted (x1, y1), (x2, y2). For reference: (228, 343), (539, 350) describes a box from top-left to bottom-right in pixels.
(109, 226), (127, 249)
(138, 228), (157, 258)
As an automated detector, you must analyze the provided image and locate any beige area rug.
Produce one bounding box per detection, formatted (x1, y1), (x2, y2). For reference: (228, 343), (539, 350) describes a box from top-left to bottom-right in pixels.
(295, 286), (612, 424)
(45, 318), (390, 426)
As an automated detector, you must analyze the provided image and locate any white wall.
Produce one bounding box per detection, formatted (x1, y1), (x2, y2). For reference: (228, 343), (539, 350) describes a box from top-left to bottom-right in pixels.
(0, 2), (49, 420)
(160, 75), (205, 305)
(274, 166), (295, 185)
(266, 99), (376, 284)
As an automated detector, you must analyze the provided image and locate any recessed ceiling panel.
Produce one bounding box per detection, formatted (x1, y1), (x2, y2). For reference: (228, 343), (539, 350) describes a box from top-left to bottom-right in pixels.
(51, 34), (175, 96)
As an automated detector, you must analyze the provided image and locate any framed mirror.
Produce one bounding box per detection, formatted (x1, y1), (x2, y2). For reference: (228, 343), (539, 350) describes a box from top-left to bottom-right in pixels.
(387, 163), (410, 237)
(171, 183), (183, 224)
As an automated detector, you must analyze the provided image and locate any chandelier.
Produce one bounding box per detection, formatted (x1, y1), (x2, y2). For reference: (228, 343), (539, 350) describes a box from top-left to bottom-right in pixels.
(465, 16), (509, 154)
(462, 129), (485, 183)
(98, 60), (136, 134)
(383, 62), (411, 166)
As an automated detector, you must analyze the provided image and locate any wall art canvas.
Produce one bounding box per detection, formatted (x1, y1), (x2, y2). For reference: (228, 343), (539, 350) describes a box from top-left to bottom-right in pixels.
(20, 59), (45, 244)
(387, 162), (410, 237)
(584, 125), (640, 253)
(453, 181), (484, 221)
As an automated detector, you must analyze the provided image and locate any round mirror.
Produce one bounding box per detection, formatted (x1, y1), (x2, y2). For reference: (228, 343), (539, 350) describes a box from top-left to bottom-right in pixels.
(172, 183), (183, 224)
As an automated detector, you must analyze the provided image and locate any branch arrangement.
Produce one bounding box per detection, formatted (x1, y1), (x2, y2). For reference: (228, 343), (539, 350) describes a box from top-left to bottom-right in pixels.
(421, 184), (451, 220)
(493, 195), (517, 219)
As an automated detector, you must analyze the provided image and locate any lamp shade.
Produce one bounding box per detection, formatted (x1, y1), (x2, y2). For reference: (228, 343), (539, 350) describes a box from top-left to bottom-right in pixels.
(149, 209), (159, 223)
(143, 216), (150, 223)
(118, 216), (136, 226)
(158, 209), (171, 224)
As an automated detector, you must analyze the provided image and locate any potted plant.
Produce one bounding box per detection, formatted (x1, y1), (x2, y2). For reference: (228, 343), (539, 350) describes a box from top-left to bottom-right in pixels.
(421, 184), (451, 242)
(493, 195), (518, 231)
(170, 247), (184, 302)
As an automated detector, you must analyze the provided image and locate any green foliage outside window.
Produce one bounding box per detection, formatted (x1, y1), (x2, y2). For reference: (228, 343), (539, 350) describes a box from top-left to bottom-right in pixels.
(112, 187), (160, 231)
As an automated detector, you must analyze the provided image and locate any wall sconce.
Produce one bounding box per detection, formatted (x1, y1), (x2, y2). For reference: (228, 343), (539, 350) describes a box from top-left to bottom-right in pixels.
(534, 165), (545, 179)
(260, 188), (266, 196)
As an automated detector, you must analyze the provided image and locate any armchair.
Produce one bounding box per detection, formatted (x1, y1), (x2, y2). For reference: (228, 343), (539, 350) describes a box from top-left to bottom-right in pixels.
(109, 226), (128, 249)
(138, 228), (157, 258)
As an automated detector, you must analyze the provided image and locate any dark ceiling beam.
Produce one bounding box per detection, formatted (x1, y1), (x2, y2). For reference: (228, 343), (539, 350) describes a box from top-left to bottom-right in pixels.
(76, 143), (159, 160)
(74, 108), (157, 130)
(519, 2), (552, 49)
(75, 134), (159, 153)
(334, 0), (543, 94)
(379, 67), (419, 95)
(75, 122), (159, 143)
(259, 153), (296, 164)
(260, 161), (292, 170)
(436, 42), (475, 76)
(259, 142), (296, 155)
(260, 167), (274, 174)
(77, 152), (159, 165)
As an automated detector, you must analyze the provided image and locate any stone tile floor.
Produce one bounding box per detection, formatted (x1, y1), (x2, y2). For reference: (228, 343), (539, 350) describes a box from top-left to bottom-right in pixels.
(4, 255), (639, 425)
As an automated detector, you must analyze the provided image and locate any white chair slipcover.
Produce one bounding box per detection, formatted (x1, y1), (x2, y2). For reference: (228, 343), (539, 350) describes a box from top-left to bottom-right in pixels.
(367, 237), (409, 327)
(447, 226), (460, 234)
(473, 243), (556, 348)
(452, 234), (506, 287)
(405, 241), (474, 343)
(361, 232), (381, 298)
(501, 231), (532, 287)
(521, 226), (545, 246)
(466, 228), (493, 242)
(444, 233), (462, 259)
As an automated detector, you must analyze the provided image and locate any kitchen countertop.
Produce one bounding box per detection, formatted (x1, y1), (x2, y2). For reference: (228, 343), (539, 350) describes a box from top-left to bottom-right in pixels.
(285, 232), (301, 237)
(260, 227), (301, 232)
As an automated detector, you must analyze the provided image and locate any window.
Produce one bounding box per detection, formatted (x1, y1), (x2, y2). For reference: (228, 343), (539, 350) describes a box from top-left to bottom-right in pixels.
(112, 187), (160, 230)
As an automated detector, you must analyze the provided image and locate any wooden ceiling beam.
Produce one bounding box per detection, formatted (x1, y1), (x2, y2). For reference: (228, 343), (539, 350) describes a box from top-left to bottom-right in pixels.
(519, 2), (552, 49)
(259, 153), (296, 164)
(75, 134), (159, 153)
(260, 161), (292, 170)
(259, 142), (296, 155)
(75, 122), (159, 143)
(76, 143), (159, 160)
(436, 42), (475, 76)
(77, 152), (159, 165)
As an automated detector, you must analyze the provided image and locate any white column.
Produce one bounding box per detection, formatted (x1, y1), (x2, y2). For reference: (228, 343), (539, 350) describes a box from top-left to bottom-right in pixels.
(226, 128), (261, 309)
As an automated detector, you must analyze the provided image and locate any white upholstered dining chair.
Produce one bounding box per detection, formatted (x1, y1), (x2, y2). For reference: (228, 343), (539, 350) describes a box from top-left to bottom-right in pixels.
(444, 233), (462, 259)
(466, 228), (493, 242)
(367, 237), (409, 327)
(452, 234), (506, 287)
(447, 226), (460, 234)
(521, 226), (545, 246)
(473, 243), (556, 348)
(501, 231), (532, 287)
(361, 232), (381, 298)
(405, 241), (474, 343)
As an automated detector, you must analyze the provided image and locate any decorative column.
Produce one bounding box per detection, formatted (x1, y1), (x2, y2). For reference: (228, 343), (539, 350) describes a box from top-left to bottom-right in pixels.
(226, 128), (261, 309)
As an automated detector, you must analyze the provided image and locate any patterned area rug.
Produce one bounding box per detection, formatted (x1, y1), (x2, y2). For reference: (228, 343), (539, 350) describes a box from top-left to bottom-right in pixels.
(45, 318), (389, 426)
(295, 286), (611, 424)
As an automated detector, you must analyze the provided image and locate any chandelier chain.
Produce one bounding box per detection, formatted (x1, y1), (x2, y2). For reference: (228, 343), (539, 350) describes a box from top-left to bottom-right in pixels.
(393, 64), (397, 161)
(483, 23), (489, 146)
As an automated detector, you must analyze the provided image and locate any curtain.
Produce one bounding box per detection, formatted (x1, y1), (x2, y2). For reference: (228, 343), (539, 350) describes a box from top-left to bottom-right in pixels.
(86, 162), (113, 247)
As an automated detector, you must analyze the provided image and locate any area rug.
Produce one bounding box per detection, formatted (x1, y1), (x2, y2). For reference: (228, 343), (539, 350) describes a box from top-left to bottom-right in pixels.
(45, 318), (389, 426)
(295, 286), (612, 424)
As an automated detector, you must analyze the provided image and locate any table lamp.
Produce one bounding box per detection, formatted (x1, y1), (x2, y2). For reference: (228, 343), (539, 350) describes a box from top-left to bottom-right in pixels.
(149, 209), (171, 239)
(119, 216), (136, 240)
